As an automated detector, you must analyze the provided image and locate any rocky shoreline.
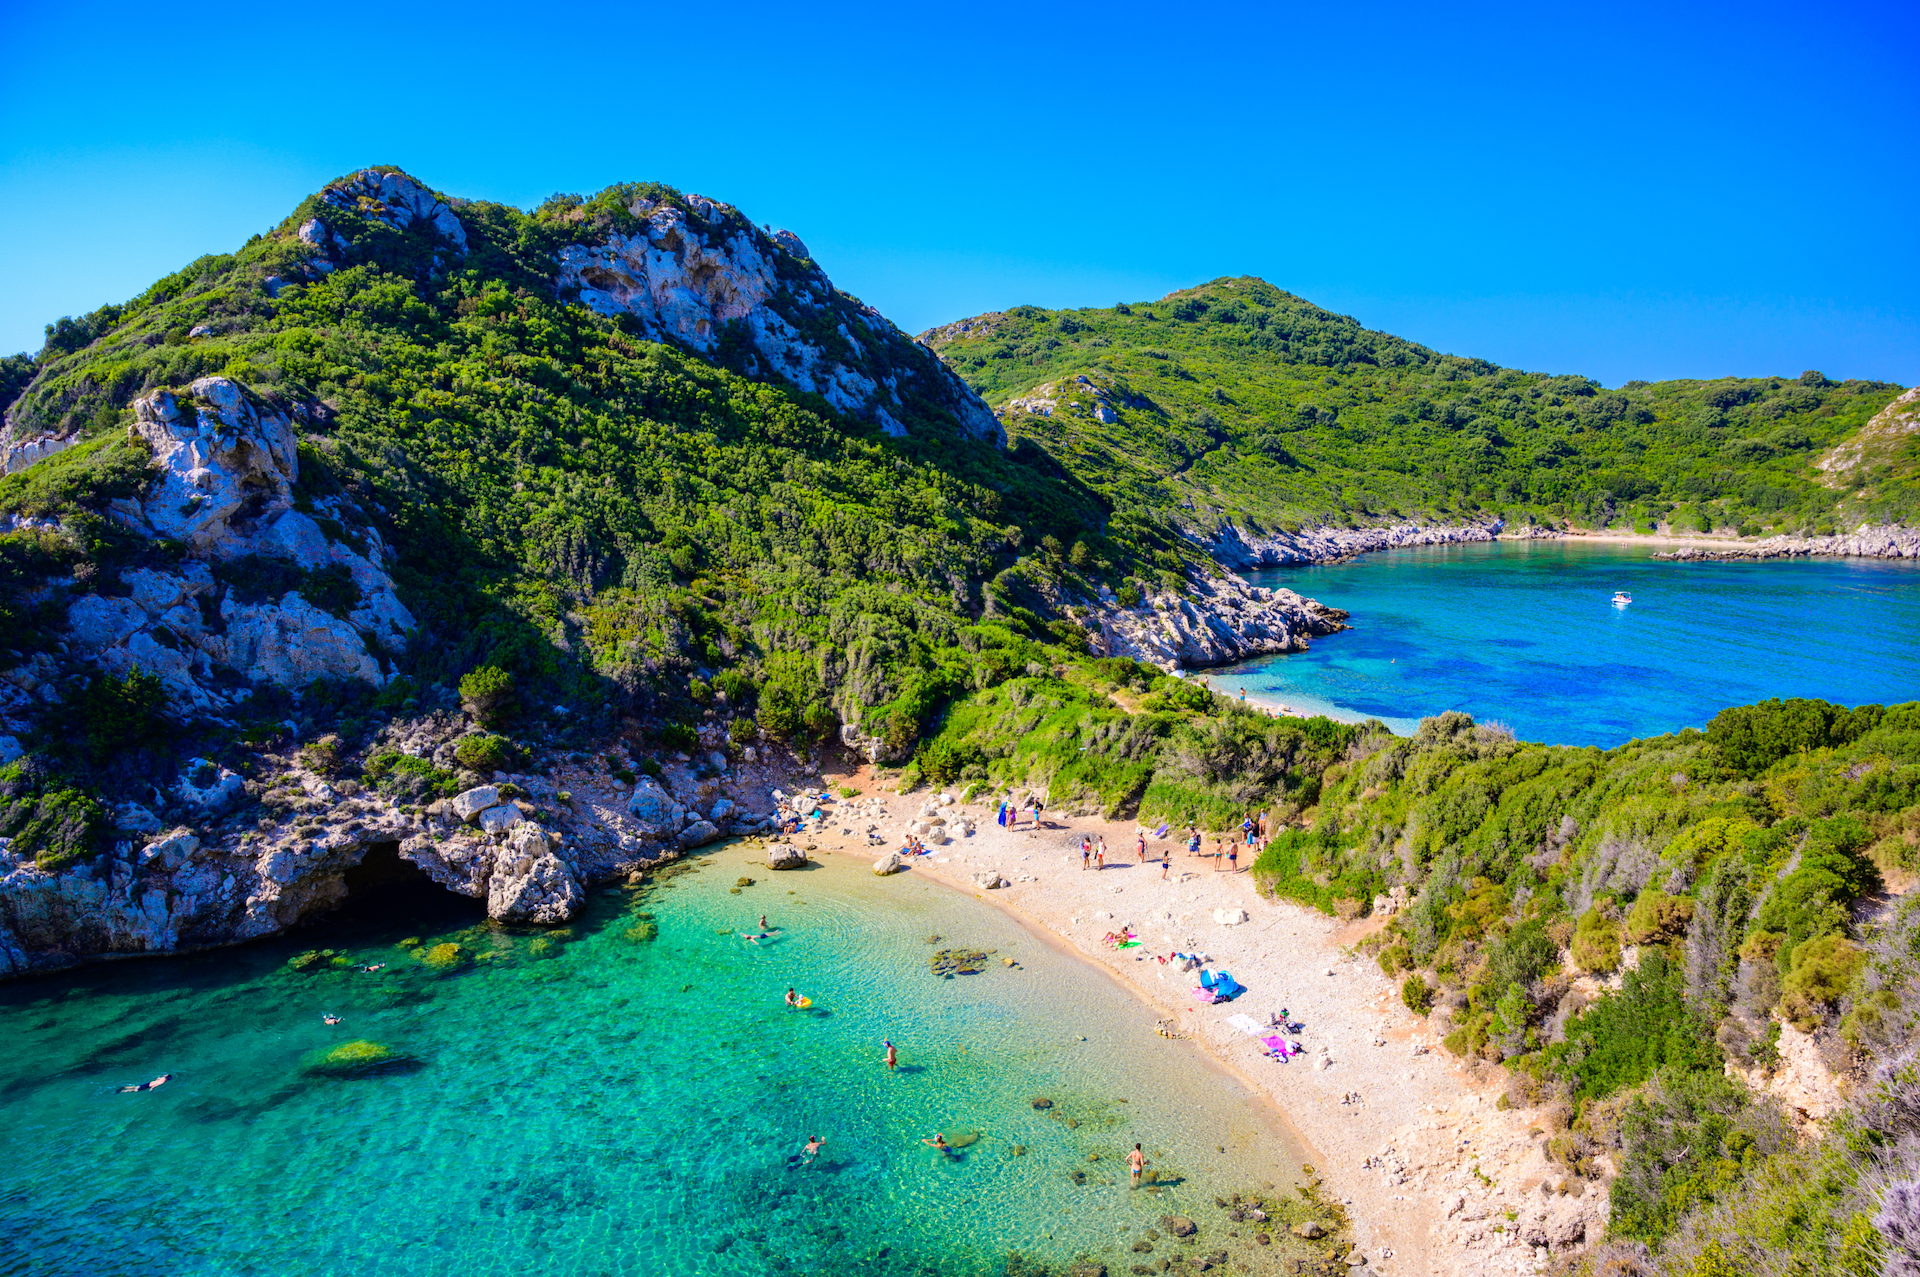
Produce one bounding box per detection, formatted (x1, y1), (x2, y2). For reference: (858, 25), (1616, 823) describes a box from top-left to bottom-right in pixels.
(1650, 522), (1920, 562)
(0, 714), (787, 978)
(1207, 519), (1504, 568)
(1091, 572), (1350, 671)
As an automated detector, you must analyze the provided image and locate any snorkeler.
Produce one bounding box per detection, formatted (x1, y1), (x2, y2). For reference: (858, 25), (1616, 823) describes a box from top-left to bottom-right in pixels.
(117, 1073), (173, 1093)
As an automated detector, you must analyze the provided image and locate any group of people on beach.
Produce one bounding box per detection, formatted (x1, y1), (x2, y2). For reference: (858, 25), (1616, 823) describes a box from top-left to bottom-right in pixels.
(995, 797), (1045, 829)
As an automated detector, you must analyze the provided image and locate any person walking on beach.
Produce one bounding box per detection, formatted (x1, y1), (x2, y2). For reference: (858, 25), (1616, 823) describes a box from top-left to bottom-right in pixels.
(1081, 836), (1092, 871)
(1095, 837), (1106, 870)
(1127, 1143), (1147, 1186)
(1161, 854), (1171, 881)
(1228, 843), (1238, 873)
(1136, 830), (1147, 863)
(884, 1039), (898, 1072)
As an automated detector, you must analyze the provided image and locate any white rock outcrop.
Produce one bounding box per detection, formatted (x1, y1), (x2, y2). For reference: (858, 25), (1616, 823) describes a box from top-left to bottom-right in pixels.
(486, 822), (584, 924)
(1093, 570), (1349, 670)
(31, 377), (415, 717)
(553, 195), (1001, 445)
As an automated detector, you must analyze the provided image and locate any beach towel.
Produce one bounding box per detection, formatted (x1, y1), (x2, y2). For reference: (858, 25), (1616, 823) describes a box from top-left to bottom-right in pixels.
(1152, 822), (1169, 839)
(1192, 987), (1219, 1004)
(1226, 1013), (1261, 1036)
(997, 803), (1007, 827)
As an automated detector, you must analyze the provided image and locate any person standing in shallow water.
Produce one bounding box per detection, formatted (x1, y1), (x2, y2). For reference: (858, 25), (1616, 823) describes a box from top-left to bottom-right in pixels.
(884, 1039), (897, 1071)
(1128, 1143), (1147, 1186)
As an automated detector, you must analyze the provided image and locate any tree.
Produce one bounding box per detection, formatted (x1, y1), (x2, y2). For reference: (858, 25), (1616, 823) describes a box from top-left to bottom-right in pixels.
(459, 666), (515, 725)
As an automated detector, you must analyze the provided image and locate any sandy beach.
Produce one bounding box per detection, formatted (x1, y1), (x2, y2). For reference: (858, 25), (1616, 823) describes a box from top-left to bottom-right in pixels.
(769, 766), (1608, 1276)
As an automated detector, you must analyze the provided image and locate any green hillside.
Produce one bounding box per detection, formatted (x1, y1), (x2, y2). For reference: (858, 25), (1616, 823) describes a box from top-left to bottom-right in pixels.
(922, 279), (1912, 538)
(0, 171), (1142, 782)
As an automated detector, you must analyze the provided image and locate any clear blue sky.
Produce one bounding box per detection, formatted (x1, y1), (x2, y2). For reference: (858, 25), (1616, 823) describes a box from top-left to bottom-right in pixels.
(2, 0), (1914, 388)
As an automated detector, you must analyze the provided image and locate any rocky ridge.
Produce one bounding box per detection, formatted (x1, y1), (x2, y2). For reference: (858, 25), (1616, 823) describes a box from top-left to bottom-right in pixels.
(1815, 384), (1920, 485)
(548, 190), (1002, 444)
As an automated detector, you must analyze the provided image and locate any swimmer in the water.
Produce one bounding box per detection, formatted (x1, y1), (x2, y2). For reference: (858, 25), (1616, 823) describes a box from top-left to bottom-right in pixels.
(802, 1134), (825, 1163)
(117, 1073), (173, 1093)
(322, 1013), (342, 1026)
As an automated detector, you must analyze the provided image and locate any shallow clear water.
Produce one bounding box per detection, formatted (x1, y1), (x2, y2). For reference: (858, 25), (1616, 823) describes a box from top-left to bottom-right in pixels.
(0, 845), (1308, 1276)
(1209, 540), (1920, 747)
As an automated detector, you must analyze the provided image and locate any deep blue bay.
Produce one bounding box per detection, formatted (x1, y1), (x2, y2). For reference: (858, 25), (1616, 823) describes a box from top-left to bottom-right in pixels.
(0, 844), (1309, 1277)
(1207, 539), (1920, 747)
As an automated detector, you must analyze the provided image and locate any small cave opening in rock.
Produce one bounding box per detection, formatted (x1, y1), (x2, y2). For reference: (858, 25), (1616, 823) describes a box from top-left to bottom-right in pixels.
(330, 842), (484, 933)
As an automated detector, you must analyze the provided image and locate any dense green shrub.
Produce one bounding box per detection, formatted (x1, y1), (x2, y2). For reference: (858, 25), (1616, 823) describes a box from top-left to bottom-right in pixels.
(1707, 698), (1883, 776)
(1548, 952), (1719, 1103)
(74, 669), (169, 762)
(458, 666), (516, 725)
(453, 734), (510, 773)
(1401, 974), (1433, 1015)
(1624, 889), (1696, 945)
(1778, 934), (1866, 1031)
(1571, 907), (1623, 973)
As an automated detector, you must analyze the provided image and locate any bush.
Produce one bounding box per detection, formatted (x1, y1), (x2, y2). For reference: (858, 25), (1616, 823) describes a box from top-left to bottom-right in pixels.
(1624, 889), (1696, 945)
(1571, 907), (1623, 973)
(1778, 934), (1866, 1031)
(75, 668), (169, 762)
(453, 734), (510, 772)
(7, 786), (107, 869)
(1402, 974), (1433, 1015)
(1706, 698), (1880, 777)
(458, 665), (515, 725)
(1548, 951), (1719, 1102)
(301, 735), (342, 776)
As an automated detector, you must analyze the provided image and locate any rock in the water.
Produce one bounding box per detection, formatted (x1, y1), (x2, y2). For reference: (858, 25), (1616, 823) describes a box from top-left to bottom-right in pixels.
(486, 822), (583, 924)
(1290, 1221), (1326, 1239)
(1162, 1215), (1197, 1238)
(677, 819), (719, 849)
(451, 786), (500, 822)
(1031, 1097), (1054, 1110)
(872, 852), (905, 876)
(766, 843), (808, 870)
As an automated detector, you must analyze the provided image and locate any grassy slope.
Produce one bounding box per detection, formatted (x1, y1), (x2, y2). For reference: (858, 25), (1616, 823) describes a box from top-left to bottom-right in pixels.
(922, 279), (1913, 538)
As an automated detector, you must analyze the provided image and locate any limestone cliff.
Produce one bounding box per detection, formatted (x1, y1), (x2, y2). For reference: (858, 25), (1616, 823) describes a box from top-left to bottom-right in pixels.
(551, 192), (1002, 444)
(1, 376), (413, 732)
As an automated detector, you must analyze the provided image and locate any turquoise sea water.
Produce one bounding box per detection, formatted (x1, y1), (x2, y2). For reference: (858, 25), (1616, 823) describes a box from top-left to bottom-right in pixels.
(0, 845), (1307, 1277)
(1208, 540), (1920, 747)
